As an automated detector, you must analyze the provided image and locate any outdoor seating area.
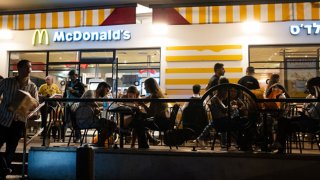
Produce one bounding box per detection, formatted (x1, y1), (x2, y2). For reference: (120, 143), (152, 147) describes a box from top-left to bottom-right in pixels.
(2, 83), (320, 179)
(26, 83), (319, 155)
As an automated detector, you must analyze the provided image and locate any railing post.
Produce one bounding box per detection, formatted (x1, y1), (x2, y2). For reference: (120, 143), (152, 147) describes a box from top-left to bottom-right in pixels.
(76, 144), (95, 180)
(42, 101), (48, 146)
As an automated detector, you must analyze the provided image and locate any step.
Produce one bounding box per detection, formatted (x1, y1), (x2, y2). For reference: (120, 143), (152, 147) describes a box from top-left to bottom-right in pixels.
(0, 152), (28, 176)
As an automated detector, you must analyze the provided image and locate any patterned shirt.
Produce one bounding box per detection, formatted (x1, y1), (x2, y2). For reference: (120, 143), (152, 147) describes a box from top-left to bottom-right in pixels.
(0, 77), (38, 127)
(38, 83), (61, 97)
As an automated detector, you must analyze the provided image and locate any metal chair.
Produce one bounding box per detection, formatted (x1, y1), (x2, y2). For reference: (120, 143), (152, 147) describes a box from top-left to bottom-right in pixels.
(67, 104), (97, 146)
(200, 84), (259, 151)
(151, 104), (180, 146)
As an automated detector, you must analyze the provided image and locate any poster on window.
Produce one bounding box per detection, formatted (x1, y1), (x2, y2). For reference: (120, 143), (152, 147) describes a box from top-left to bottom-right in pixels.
(286, 58), (317, 97)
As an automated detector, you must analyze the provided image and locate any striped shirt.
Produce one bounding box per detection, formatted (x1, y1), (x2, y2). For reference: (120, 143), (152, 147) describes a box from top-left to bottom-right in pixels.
(0, 77), (38, 127)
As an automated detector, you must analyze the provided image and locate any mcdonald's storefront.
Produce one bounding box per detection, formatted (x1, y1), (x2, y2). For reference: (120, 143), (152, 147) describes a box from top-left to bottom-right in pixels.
(1, 2), (320, 98)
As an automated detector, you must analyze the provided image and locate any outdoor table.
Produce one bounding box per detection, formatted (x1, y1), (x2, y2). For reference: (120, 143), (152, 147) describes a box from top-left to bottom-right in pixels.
(108, 105), (137, 148)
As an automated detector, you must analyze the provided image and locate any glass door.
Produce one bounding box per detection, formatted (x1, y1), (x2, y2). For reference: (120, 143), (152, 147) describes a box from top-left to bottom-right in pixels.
(116, 49), (161, 96)
(112, 58), (118, 98)
(80, 50), (117, 96)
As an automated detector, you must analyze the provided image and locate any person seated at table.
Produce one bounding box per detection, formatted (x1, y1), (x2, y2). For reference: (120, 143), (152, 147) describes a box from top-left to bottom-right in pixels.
(121, 86), (140, 148)
(75, 82), (116, 147)
(196, 77), (251, 150)
(134, 78), (169, 149)
(121, 86), (160, 148)
(276, 77), (320, 153)
(38, 75), (62, 138)
(181, 84), (208, 137)
(265, 74), (289, 109)
(264, 74), (289, 149)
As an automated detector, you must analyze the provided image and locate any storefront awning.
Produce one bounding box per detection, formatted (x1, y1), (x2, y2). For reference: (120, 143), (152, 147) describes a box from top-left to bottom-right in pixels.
(153, 2), (320, 24)
(0, 7), (136, 30)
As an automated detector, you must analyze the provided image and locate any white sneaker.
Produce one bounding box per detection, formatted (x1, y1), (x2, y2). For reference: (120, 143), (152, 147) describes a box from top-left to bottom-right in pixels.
(195, 139), (207, 150)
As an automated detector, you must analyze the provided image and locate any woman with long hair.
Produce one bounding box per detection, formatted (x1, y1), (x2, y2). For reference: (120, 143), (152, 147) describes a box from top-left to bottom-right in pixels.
(139, 78), (168, 118)
(135, 78), (169, 149)
(265, 74), (289, 99)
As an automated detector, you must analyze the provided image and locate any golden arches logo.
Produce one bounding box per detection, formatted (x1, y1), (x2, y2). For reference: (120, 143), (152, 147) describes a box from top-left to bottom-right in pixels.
(32, 29), (49, 46)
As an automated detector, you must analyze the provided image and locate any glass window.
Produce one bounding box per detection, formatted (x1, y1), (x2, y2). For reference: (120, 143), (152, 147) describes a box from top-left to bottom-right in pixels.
(117, 49), (160, 63)
(10, 52), (47, 64)
(48, 66), (79, 95)
(48, 52), (81, 93)
(49, 51), (79, 62)
(8, 48), (161, 97)
(81, 51), (113, 59)
(48, 64), (78, 72)
(249, 45), (320, 97)
(9, 52), (47, 87)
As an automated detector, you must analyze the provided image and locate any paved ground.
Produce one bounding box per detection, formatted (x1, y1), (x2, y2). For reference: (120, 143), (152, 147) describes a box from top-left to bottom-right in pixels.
(4, 130), (319, 154)
(1, 130), (320, 180)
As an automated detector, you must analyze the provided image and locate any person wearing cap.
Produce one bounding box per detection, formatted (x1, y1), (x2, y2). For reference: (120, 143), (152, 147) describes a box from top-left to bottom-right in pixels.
(64, 70), (85, 142)
(64, 70), (85, 99)
(238, 66), (260, 90)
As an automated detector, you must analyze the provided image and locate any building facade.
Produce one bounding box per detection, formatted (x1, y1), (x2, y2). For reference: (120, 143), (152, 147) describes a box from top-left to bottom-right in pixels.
(0, 2), (319, 98)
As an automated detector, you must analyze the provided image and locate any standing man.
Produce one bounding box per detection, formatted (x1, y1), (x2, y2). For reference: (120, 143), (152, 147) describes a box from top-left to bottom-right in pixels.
(0, 60), (38, 178)
(206, 63), (225, 90)
(205, 63), (225, 147)
(238, 66), (260, 90)
(39, 76), (62, 139)
(64, 70), (85, 142)
(64, 70), (85, 99)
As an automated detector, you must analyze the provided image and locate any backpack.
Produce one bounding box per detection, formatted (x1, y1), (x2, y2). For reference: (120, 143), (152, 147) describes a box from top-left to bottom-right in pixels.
(164, 128), (195, 147)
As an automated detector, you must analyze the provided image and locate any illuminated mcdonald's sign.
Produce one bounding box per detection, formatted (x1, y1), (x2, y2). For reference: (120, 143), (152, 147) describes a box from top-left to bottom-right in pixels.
(32, 29), (49, 46)
(31, 28), (131, 45)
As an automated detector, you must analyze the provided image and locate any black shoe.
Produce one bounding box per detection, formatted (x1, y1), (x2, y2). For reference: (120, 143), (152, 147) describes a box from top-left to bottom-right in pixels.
(138, 145), (150, 149)
(0, 168), (12, 179)
(149, 138), (160, 145)
(239, 147), (253, 152)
